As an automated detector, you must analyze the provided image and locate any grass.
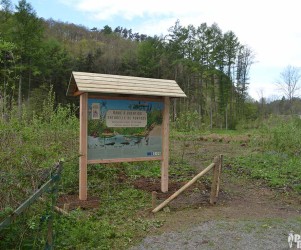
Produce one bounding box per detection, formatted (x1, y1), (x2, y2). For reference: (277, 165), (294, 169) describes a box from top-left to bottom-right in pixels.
(226, 116), (301, 192)
(2, 91), (301, 249)
(54, 189), (153, 249)
(56, 117), (301, 248)
(55, 159), (198, 249)
(123, 160), (196, 181)
(0, 110), (197, 249)
(228, 152), (301, 192)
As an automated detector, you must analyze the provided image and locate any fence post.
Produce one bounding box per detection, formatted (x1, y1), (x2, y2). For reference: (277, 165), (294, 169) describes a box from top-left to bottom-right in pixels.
(210, 155), (223, 204)
(45, 161), (62, 250)
(152, 161), (216, 213)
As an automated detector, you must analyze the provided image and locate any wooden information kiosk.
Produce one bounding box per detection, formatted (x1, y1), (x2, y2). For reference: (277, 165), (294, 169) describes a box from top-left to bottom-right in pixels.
(67, 72), (186, 200)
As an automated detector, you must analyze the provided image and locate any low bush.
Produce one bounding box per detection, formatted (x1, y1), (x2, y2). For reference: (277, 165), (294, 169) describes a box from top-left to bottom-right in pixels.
(257, 115), (301, 156)
(230, 152), (301, 192)
(0, 88), (79, 249)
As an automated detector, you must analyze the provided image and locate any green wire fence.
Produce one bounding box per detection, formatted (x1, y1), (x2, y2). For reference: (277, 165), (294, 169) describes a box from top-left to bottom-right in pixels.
(0, 161), (63, 250)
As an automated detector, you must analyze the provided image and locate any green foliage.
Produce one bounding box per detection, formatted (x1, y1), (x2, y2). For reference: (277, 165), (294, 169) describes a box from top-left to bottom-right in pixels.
(174, 110), (202, 132)
(123, 161), (161, 178)
(1, 3), (258, 129)
(230, 152), (301, 191)
(225, 116), (301, 192)
(54, 163), (165, 250)
(0, 206), (13, 221)
(0, 37), (15, 63)
(169, 162), (197, 181)
(54, 212), (117, 250)
(137, 36), (163, 78)
(0, 197), (56, 249)
(0, 87), (79, 249)
(257, 116), (301, 156)
(123, 156), (196, 182)
(0, 87), (78, 208)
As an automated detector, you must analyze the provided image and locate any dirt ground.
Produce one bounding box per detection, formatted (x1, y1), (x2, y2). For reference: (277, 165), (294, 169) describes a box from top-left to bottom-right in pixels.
(57, 135), (301, 249)
(132, 136), (301, 249)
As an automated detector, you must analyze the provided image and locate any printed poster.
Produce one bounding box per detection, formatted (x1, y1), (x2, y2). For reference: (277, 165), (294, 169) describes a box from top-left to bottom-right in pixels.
(87, 98), (163, 161)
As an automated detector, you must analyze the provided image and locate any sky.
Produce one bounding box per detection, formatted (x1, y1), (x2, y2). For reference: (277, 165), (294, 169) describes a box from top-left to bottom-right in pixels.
(9, 0), (301, 101)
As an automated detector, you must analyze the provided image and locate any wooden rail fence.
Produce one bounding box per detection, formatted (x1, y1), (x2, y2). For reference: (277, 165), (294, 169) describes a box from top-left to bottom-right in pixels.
(152, 155), (223, 213)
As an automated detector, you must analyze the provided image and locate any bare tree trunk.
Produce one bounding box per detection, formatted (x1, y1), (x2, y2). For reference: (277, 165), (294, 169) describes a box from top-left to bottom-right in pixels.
(210, 103), (213, 129)
(28, 67), (31, 101)
(18, 76), (22, 118)
(1, 78), (6, 119)
(225, 105), (228, 130)
(173, 98), (177, 122)
(276, 65), (301, 115)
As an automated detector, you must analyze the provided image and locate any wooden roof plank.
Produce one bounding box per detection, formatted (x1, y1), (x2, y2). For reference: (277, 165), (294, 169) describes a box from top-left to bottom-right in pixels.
(73, 71), (175, 84)
(77, 81), (179, 90)
(78, 85), (184, 94)
(75, 78), (178, 88)
(67, 71), (186, 98)
(79, 87), (187, 97)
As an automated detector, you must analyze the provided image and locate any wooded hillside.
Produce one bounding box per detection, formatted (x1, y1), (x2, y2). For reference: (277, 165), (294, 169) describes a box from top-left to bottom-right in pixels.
(1, 0), (300, 128)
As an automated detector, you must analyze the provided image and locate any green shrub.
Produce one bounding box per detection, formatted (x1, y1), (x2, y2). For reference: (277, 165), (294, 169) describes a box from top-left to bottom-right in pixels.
(257, 116), (301, 156)
(174, 110), (202, 132)
(0, 88), (79, 249)
(231, 152), (301, 191)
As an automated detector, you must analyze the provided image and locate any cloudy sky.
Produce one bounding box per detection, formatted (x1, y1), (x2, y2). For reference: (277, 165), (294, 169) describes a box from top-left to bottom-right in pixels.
(10, 0), (301, 100)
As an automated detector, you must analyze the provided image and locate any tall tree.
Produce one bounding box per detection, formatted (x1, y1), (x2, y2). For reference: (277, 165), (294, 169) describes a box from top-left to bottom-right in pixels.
(0, 0), (13, 21)
(235, 45), (255, 116)
(12, 0), (44, 111)
(0, 38), (16, 116)
(137, 36), (163, 78)
(275, 65), (301, 113)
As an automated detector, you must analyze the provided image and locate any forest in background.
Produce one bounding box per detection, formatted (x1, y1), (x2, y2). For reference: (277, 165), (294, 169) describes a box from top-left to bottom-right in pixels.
(1, 0), (301, 130)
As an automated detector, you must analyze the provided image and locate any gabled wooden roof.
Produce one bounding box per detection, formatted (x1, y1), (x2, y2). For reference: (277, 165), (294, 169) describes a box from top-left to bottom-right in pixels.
(67, 71), (186, 98)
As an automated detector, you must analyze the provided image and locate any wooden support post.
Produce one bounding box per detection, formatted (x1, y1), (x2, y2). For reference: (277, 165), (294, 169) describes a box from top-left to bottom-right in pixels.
(153, 161), (216, 213)
(210, 155), (223, 204)
(79, 93), (88, 200)
(161, 97), (170, 193)
(216, 154), (223, 197)
(46, 215), (53, 249)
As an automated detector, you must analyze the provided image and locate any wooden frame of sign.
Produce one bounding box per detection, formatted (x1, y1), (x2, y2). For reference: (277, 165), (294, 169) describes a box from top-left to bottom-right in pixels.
(67, 72), (185, 200)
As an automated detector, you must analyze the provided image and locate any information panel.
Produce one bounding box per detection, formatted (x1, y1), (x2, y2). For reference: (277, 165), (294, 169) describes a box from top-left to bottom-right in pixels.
(106, 110), (147, 127)
(87, 98), (163, 161)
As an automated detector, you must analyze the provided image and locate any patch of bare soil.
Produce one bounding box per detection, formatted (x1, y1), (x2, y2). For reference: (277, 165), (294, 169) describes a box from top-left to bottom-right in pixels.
(56, 195), (100, 210)
(131, 177), (209, 201)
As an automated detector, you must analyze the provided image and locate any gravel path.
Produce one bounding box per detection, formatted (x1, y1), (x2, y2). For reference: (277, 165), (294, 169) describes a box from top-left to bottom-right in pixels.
(131, 219), (301, 250)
